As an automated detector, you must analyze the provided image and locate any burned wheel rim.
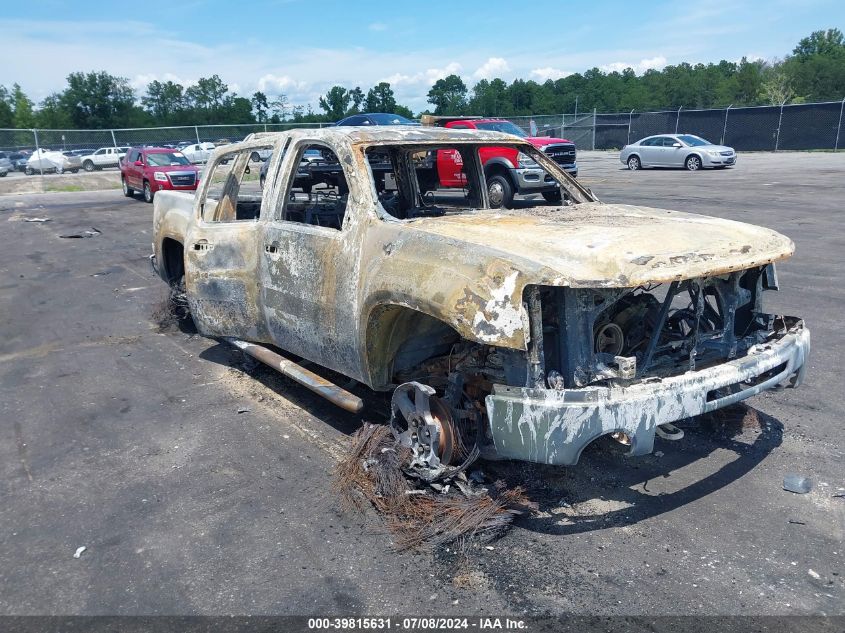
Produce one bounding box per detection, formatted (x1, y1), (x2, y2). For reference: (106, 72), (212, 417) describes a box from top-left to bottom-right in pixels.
(389, 382), (459, 470)
(595, 322), (625, 355)
(686, 155), (701, 171)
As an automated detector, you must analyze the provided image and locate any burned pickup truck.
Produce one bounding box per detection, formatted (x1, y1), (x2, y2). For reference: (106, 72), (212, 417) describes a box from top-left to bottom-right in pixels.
(151, 126), (809, 469)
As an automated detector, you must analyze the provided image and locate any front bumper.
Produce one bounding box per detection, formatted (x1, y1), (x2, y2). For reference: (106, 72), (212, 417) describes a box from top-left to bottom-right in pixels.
(703, 154), (737, 167)
(486, 318), (809, 465)
(511, 164), (578, 193)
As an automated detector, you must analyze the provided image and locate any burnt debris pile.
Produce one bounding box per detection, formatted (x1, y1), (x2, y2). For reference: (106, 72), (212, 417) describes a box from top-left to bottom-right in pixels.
(333, 422), (534, 551)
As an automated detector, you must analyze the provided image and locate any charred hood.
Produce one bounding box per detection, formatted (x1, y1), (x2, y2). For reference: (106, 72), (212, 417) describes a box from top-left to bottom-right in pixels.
(404, 203), (794, 288)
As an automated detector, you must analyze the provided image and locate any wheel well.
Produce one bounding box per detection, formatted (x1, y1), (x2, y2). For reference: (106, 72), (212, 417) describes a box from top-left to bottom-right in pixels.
(627, 153), (641, 162)
(365, 304), (460, 390)
(484, 163), (515, 187)
(161, 238), (185, 284)
(686, 153), (702, 163)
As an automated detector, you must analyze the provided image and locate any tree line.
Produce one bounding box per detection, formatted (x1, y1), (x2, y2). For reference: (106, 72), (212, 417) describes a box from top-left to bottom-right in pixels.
(1, 29), (842, 130)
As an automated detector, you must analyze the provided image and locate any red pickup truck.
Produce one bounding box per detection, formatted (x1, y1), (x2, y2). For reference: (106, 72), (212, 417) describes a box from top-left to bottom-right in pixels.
(422, 116), (578, 208)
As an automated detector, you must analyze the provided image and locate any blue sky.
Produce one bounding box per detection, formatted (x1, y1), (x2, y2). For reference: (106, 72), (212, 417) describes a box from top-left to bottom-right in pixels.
(1, 0), (842, 112)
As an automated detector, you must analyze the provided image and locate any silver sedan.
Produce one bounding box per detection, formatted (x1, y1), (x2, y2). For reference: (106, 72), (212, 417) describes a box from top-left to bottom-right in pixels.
(620, 134), (736, 171)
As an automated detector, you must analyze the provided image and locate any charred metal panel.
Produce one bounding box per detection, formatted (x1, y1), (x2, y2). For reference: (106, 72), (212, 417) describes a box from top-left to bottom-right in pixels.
(487, 318), (809, 465)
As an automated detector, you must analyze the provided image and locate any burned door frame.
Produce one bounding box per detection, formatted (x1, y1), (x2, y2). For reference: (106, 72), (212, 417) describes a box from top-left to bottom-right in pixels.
(184, 138), (281, 342)
(258, 137), (367, 379)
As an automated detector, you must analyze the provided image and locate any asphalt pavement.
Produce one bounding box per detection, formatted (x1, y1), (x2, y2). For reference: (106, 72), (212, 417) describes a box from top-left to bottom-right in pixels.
(0, 151), (842, 616)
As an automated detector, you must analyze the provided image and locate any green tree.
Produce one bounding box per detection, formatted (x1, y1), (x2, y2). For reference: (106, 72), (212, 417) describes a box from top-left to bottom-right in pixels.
(251, 91), (269, 122)
(318, 86), (352, 119)
(58, 71), (137, 128)
(349, 86), (365, 113)
(793, 28), (845, 59)
(0, 85), (13, 128)
(142, 80), (186, 122)
(364, 82), (397, 112)
(427, 74), (467, 115)
(10, 84), (35, 128)
(269, 94), (289, 121)
(393, 104), (415, 119)
(35, 94), (73, 128)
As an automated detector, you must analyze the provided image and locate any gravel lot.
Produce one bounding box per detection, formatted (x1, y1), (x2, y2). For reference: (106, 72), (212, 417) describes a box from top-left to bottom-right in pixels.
(0, 151), (842, 617)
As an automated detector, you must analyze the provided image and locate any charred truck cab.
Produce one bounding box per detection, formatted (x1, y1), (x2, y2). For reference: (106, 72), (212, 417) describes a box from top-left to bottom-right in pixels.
(151, 126), (809, 473)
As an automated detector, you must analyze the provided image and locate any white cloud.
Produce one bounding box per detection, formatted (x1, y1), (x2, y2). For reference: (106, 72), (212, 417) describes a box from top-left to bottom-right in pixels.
(257, 73), (308, 94)
(382, 62), (463, 87)
(530, 67), (572, 82)
(473, 57), (510, 79)
(368, 22), (387, 31)
(601, 56), (667, 74)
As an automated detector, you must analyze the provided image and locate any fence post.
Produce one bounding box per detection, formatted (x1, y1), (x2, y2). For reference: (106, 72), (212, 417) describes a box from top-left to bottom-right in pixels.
(33, 128), (43, 177)
(628, 109), (634, 145)
(264, 123), (268, 133)
(721, 104), (732, 145)
(775, 100), (786, 151)
(194, 126), (201, 143)
(592, 108), (597, 150)
(109, 129), (118, 149)
(561, 113), (565, 137)
(674, 106), (682, 134)
(835, 97), (845, 151)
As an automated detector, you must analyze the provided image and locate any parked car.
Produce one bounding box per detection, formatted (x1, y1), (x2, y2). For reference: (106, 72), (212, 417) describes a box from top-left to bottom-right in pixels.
(180, 142), (216, 163)
(9, 152), (31, 171)
(335, 112), (419, 126)
(68, 148), (96, 157)
(0, 154), (12, 177)
(120, 147), (200, 203)
(621, 134), (737, 171)
(80, 146), (128, 171)
(151, 128), (808, 470)
(421, 115), (578, 207)
(25, 149), (81, 174)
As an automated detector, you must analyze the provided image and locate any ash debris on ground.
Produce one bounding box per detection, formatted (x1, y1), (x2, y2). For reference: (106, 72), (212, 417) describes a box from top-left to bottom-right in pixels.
(151, 280), (194, 333)
(333, 423), (535, 551)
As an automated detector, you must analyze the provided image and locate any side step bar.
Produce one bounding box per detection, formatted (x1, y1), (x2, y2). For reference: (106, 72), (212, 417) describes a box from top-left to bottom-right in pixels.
(224, 338), (364, 413)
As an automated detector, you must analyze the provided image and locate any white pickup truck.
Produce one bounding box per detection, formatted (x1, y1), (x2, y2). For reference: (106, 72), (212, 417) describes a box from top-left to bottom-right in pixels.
(149, 127), (809, 471)
(81, 147), (129, 171)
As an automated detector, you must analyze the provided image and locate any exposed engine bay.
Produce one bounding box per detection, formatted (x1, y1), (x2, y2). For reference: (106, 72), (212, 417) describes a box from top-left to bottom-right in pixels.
(389, 264), (796, 469)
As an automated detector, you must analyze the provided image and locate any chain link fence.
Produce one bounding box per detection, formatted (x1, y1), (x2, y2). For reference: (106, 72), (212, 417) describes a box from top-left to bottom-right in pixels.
(2, 100), (844, 161)
(507, 99), (845, 151)
(0, 122), (331, 155)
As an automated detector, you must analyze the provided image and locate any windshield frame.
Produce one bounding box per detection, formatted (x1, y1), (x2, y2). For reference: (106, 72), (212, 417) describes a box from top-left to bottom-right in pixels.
(362, 140), (595, 223)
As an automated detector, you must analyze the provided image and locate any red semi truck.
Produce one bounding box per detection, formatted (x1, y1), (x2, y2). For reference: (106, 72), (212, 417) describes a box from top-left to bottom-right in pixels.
(421, 115), (578, 208)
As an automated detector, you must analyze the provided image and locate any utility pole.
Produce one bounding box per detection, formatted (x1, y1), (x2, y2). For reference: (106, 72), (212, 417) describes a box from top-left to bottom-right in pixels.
(721, 105), (732, 145)
(775, 100), (786, 151)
